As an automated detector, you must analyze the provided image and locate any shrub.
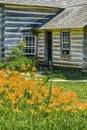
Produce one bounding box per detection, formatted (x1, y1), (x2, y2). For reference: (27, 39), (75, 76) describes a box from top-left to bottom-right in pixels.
(6, 56), (37, 72)
(0, 60), (4, 70)
(5, 40), (37, 72)
(8, 40), (27, 61)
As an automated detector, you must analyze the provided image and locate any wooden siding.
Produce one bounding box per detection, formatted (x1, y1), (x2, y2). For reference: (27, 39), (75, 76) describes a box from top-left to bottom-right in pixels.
(38, 29), (84, 68)
(83, 27), (87, 69)
(37, 31), (45, 62)
(0, 6), (4, 58)
(70, 29), (84, 66)
(52, 31), (61, 62)
(52, 29), (84, 68)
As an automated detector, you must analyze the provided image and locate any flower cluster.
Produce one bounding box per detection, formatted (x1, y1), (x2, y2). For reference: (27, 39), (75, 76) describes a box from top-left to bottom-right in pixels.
(0, 70), (87, 115)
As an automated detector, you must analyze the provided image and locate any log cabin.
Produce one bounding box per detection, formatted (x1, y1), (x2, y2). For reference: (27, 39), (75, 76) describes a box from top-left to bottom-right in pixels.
(0, 0), (87, 69)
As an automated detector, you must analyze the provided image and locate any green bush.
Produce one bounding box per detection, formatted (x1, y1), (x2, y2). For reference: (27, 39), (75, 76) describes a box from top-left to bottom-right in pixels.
(0, 60), (4, 70)
(6, 56), (37, 72)
(5, 40), (37, 72)
(7, 40), (26, 62)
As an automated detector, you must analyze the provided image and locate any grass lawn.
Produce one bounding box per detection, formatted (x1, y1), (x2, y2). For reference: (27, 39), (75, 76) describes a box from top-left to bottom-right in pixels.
(51, 82), (87, 103)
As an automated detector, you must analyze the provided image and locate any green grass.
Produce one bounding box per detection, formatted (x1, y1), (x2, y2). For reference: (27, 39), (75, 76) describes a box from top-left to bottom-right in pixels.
(44, 69), (87, 80)
(50, 82), (87, 103)
(0, 109), (87, 130)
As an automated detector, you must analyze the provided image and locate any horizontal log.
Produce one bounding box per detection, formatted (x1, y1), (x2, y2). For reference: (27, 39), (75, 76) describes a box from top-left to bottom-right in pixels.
(71, 57), (83, 60)
(38, 42), (44, 44)
(38, 34), (44, 37)
(5, 27), (31, 33)
(4, 13), (49, 18)
(71, 42), (84, 46)
(53, 32), (60, 35)
(5, 21), (42, 24)
(5, 6), (58, 13)
(53, 60), (83, 65)
(71, 50), (83, 53)
(4, 37), (22, 40)
(53, 63), (82, 68)
(4, 39), (19, 44)
(53, 40), (60, 43)
(53, 45), (60, 48)
(4, 34), (22, 39)
(4, 31), (22, 35)
(53, 42), (60, 45)
(53, 53), (60, 56)
(71, 36), (84, 41)
(5, 16), (49, 21)
(4, 23), (41, 28)
(53, 36), (60, 38)
(37, 53), (44, 57)
(4, 9), (56, 16)
(38, 45), (44, 48)
(37, 59), (44, 62)
(38, 40), (44, 43)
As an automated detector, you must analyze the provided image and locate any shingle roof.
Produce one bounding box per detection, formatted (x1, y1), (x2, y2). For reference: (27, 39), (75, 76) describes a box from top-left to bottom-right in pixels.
(40, 5), (87, 29)
(1, 0), (87, 29)
(0, 0), (64, 8)
(0, 0), (87, 8)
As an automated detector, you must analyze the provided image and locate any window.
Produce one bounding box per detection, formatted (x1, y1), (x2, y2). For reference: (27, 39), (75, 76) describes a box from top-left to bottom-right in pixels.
(24, 35), (36, 55)
(61, 31), (70, 55)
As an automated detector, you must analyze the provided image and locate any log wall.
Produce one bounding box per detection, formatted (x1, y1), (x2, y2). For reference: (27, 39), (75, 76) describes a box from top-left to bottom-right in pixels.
(52, 29), (84, 68)
(83, 27), (87, 69)
(52, 30), (61, 62)
(38, 29), (84, 68)
(37, 31), (45, 63)
(0, 5), (60, 58)
(70, 29), (84, 67)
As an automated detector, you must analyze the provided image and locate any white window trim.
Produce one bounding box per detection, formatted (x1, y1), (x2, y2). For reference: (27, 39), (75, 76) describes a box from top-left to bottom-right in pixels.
(23, 35), (36, 55)
(61, 31), (70, 55)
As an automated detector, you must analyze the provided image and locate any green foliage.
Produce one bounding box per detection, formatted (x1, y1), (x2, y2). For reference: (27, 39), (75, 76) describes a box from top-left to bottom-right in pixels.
(45, 69), (87, 80)
(8, 40), (26, 61)
(19, 40), (26, 48)
(0, 60), (4, 70)
(6, 57), (37, 72)
(0, 109), (87, 130)
(5, 40), (37, 72)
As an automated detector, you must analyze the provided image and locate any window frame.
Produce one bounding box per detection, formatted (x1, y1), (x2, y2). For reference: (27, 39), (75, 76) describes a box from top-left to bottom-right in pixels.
(61, 30), (70, 56)
(23, 35), (37, 55)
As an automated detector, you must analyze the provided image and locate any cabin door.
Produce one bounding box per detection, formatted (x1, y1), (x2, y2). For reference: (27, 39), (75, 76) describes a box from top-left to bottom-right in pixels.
(45, 31), (52, 64)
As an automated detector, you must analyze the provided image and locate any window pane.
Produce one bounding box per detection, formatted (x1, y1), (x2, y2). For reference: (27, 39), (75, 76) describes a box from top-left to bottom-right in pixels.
(26, 36), (28, 43)
(62, 31), (70, 55)
(32, 43), (35, 46)
(29, 49), (31, 53)
(25, 48), (28, 53)
(24, 35), (36, 55)
(29, 37), (32, 42)
(29, 43), (32, 46)
(32, 48), (35, 53)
